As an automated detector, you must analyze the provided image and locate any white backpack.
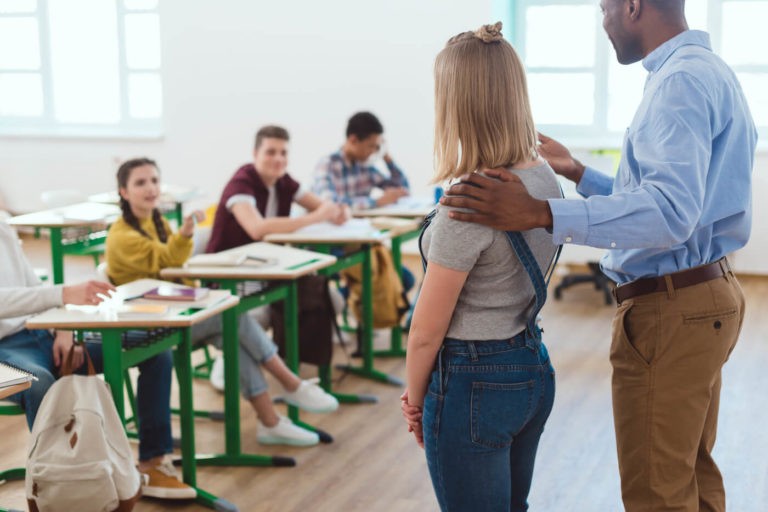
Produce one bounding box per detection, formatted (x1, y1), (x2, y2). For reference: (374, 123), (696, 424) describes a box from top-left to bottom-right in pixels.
(25, 347), (142, 512)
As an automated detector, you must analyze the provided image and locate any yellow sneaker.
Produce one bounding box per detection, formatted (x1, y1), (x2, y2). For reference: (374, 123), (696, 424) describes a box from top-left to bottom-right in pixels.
(141, 460), (197, 500)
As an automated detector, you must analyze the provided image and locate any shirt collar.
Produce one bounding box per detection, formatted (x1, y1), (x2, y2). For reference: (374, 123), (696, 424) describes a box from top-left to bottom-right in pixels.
(334, 148), (356, 167)
(642, 30), (711, 73)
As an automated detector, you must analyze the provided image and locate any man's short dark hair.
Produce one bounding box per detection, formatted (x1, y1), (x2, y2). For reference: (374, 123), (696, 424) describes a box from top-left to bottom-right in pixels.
(346, 112), (384, 140)
(255, 125), (290, 149)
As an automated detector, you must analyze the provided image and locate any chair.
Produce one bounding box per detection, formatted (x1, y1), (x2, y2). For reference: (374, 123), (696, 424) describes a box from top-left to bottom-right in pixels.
(553, 261), (614, 306)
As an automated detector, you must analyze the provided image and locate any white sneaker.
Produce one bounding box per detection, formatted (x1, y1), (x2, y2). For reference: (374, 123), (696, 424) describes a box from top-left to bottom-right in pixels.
(209, 354), (224, 392)
(257, 415), (320, 447)
(282, 378), (339, 413)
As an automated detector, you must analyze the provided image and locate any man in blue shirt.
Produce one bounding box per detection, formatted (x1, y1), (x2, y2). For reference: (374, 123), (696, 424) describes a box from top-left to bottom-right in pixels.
(441, 1), (757, 511)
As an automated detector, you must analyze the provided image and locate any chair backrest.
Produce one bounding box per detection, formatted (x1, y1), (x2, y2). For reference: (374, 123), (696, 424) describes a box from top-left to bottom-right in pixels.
(40, 189), (86, 209)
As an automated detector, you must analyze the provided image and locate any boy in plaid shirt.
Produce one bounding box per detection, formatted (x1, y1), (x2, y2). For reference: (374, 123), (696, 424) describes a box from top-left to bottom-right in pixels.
(312, 112), (409, 210)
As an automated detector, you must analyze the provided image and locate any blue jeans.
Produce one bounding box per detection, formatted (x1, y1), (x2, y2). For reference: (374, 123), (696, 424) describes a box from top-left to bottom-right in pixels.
(423, 334), (555, 512)
(191, 312), (278, 398)
(0, 328), (173, 461)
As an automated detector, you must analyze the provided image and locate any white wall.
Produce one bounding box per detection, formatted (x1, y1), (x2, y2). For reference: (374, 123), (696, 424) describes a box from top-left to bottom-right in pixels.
(1, 0), (765, 273)
(0, 0), (493, 213)
(732, 153), (768, 275)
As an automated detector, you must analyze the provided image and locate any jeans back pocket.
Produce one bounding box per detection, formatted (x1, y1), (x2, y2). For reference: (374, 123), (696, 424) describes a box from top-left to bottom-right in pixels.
(471, 380), (536, 448)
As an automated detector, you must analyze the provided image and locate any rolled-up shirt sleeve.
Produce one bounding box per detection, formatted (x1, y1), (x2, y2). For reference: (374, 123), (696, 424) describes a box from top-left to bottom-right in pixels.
(577, 166), (614, 197)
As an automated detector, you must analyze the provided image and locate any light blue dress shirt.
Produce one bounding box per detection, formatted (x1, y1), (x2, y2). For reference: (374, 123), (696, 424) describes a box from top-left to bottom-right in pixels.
(548, 30), (758, 284)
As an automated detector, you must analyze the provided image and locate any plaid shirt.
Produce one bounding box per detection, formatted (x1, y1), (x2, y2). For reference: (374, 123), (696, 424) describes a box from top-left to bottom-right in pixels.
(311, 150), (409, 210)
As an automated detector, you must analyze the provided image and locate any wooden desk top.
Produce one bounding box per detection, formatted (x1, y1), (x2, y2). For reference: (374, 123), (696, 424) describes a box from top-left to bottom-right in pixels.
(264, 218), (416, 245)
(160, 242), (337, 281)
(8, 202), (121, 228)
(26, 279), (238, 330)
(352, 197), (435, 219)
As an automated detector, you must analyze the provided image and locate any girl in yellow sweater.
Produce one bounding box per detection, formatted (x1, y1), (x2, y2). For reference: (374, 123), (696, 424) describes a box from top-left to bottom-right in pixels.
(106, 158), (338, 447)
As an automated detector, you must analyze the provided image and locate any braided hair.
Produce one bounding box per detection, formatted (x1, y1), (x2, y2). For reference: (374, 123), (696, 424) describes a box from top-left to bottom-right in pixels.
(116, 158), (168, 243)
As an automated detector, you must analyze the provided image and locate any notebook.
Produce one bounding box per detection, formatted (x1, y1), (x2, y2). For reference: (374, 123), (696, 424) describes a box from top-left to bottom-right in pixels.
(142, 285), (209, 302)
(0, 361), (37, 389)
(185, 253), (247, 267)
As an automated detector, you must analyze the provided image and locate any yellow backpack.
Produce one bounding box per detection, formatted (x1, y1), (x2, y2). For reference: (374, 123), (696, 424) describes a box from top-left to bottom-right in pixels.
(342, 245), (409, 329)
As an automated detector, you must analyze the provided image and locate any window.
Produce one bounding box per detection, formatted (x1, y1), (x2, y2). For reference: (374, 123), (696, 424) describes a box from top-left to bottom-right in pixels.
(507, 0), (768, 147)
(0, 0), (163, 138)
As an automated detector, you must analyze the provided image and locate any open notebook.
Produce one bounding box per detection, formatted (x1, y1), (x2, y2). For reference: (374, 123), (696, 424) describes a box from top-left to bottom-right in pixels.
(0, 361), (37, 389)
(185, 252), (276, 267)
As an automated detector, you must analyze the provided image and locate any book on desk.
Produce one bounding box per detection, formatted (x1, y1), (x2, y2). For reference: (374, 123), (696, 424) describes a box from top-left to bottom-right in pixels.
(143, 284), (210, 302)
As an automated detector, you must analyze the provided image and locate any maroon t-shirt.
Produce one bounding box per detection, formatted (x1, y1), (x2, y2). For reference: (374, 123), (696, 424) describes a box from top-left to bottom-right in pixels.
(206, 163), (300, 253)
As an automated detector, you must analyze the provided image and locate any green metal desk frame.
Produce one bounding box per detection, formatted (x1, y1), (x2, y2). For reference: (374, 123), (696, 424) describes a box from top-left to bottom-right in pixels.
(306, 243), (405, 392)
(201, 279), (334, 447)
(44, 206), (180, 285)
(99, 327), (242, 511)
(374, 227), (421, 358)
(46, 227), (107, 284)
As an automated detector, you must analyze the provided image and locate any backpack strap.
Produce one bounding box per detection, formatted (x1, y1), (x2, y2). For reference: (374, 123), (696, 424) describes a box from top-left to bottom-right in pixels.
(60, 341), (96, 376)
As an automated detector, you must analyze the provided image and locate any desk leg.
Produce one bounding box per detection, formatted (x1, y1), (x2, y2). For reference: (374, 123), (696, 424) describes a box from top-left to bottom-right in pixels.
(49, 227), (64, 285)
(171, 330), (239, 512)
(336, 245), (404, 387)
(375, 235), (408, 358)
(193, 297), (295, 468)
(101, 331), (125, 422)
(222, 306), (241, 457)
(174, 202), (183, 226)
(174, 329), (197, 487)
(284, 282), (333, 443)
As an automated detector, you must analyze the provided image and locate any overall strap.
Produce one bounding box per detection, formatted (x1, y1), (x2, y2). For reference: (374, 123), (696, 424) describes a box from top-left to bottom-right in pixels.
(419, 207), (562, 344)
(417, 209), (438, 273)
(503, 231), (562, 343)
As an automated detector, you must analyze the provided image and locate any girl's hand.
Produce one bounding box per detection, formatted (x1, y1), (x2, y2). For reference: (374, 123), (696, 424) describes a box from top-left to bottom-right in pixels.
(400, 390), (424, 447)
(180, 210), (206, 237)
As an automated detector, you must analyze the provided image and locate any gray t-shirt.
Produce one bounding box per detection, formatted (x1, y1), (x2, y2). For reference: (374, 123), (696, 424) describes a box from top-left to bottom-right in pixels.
(420, 163), (561, 340)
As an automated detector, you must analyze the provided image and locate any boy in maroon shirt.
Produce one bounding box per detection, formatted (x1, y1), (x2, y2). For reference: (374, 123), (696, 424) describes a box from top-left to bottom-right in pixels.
(207, 125), (348, 253)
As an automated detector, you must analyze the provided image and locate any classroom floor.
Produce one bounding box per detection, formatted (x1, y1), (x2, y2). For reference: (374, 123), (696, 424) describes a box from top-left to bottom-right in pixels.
(2, 236), (767, 511)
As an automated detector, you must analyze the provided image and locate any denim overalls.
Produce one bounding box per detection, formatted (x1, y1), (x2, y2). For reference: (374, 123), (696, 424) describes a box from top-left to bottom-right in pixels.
(418, 211), (557, 512)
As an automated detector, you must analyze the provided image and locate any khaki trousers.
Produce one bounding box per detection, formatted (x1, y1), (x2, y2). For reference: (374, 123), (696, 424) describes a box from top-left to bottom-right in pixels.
(610, 268), (745, 512)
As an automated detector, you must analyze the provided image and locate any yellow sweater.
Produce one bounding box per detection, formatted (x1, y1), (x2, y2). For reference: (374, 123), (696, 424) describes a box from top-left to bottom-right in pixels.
(105, 216), (193, 286)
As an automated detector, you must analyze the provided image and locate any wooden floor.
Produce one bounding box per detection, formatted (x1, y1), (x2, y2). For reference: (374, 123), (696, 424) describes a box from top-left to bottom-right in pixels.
(2, 237), (767, 511)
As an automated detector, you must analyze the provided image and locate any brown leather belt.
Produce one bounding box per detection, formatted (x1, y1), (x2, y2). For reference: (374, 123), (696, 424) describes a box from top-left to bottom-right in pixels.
(614, 259), (728, 304)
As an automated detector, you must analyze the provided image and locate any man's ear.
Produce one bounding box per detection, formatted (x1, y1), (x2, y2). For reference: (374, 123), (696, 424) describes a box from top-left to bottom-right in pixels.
(627, 0), (642, 20)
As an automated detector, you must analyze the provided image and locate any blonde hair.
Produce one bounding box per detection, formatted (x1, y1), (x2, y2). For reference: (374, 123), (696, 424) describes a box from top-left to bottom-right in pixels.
(433, 21), (537, 183)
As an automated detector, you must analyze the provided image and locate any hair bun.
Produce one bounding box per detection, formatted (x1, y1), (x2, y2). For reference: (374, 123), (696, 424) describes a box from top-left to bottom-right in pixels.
(474, 21), (503, 43)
